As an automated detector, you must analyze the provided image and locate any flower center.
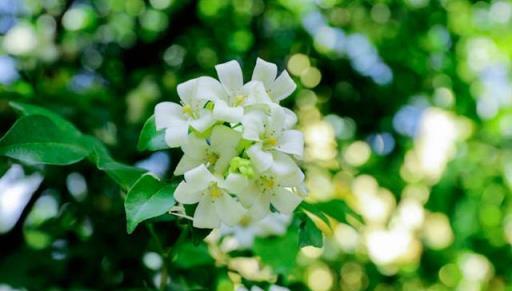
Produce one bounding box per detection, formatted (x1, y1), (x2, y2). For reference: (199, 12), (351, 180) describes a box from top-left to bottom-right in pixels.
(262, 136), (278, 150)
(258, 175), (275, 193)
(206, 150), (219, 166)
(233, 94), (247, 107)
(239, 214), (253, 227)
(182, 104), (196, 118)
(266, 89), (275, 101)
(208, 182), (223, 199)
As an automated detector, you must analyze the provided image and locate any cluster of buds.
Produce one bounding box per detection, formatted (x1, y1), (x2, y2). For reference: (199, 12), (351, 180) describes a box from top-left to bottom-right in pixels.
(155, 58), (306, 229)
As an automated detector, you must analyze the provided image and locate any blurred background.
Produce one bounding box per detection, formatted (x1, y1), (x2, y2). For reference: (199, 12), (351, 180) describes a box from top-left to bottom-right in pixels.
(1, 0), (512, 290)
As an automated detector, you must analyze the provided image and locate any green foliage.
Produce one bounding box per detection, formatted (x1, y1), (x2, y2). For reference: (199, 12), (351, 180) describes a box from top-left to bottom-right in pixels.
(137, 115), (168, 151)
(253, 228), (300, 275)
(298, 214), (323, 248)
(0, 103), (174, 236)
(125, 174), (175, 233)
(10, 101), (82, 136)
(172, 241), (214, 269)
(4, 0), (511, 289)
(0, 115), (91, 165)
(315, 200), (364, 225)
(87, 137), (147, 190)
(299, 201), (331, 226)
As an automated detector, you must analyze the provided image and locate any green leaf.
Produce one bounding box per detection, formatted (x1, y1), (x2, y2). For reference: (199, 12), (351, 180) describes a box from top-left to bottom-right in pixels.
(137, 115), (167, 151)
(315, 200), (364, 224)
(172, 241), (214, 269)
(10, 101), (82, 137)
(299, 201), (331, 227)
(0, 115), (91, 165)
(253, 228), (299, 275)
(124, 173), (176, 233)
(298, 214), (323, 248)
(86, 137), (146, 190)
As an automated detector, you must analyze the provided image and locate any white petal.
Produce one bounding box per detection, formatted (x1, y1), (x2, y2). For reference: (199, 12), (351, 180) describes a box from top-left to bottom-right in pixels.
(223, 173), (249, 194)
(241, 110), (265, 141)
(271, 152), (298, 176)
(215, 194), (246, 226)
(251, 58), (277, 88)
(196, 76), (227, 101)
(181, 134), (208, 157)
(193, 196), (220, 228)
(247, 194), (271, 221)
(223, 174), (258, 207)
(177, 78), (199, 105)
(271, 187), (302, 214)
(154, 102), (185, 130)
(270, 70), (296, 101)
(271, 153), (304, 186)
(189, 110), (215, 132)
(174, 155), (203, 176)
(215, 60), (244, 95)
(268, 105), (287, 134)
(174, 181), (202, 204)
(243, 81), (273, 106)
(211, 125), (241, 154)
(183, 164), (216, 190)
(276, 130), (304, 158)
(213, 99), (244, 123)
(247, 144), (273, 172)
(279, 168), (305, 187)
(213, 151), (237, 175)
(283, 107), (298, 128)
(164, 123), (189, 148)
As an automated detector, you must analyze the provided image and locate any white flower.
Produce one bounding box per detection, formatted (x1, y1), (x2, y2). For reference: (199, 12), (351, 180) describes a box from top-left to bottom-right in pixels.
(159, 57), (307, 229)
(251, 58), (296, 102)
(224, 153), (305, 220)
(154, 77), (220, 148)
(220, 212), (291, 249)
(174, 125), (241, 176)
(242, 106), (304, 172)
(212, 60), (273, 123)
(252, 58), (299, 128)
(174, 164), (246, 229)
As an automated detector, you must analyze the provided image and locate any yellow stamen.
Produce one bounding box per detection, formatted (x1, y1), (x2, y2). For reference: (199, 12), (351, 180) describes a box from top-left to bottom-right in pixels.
(260, 176), (275, 190)
(239, 215), (253, 227)
(182, 104), (195, 118)
(206, 151), (219, 165)
(263, 136), (278, 149)
(209, 183), (223, 199)
(233, 95), (247, 106)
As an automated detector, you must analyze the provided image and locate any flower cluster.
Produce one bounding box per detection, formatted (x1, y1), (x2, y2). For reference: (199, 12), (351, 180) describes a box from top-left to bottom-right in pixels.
(155, 58), (306, 229)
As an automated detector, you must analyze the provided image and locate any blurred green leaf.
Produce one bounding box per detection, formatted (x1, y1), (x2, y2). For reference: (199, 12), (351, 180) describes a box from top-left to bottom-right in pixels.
(125, 173), (176, 234)
(0, 115), (91, 165)
(315, 200), (364, 224)
(172, 241), (214, 268)
(137, 115), (168, 151)
(298, 201), (331, 227)
(298, 214), (323, 248)
(253, 228), (299, 275)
